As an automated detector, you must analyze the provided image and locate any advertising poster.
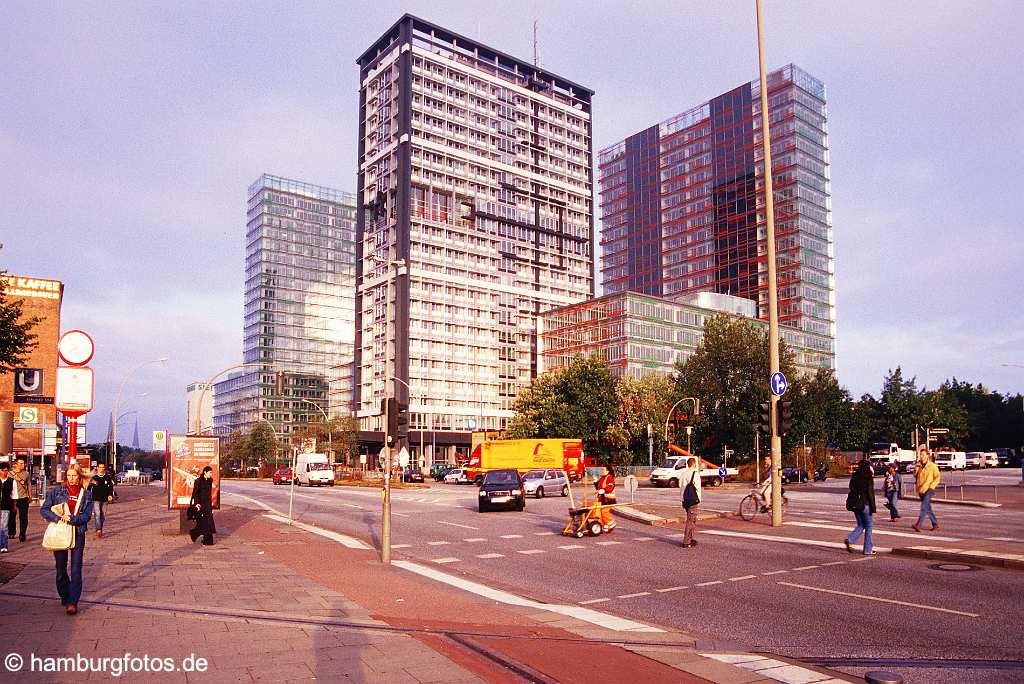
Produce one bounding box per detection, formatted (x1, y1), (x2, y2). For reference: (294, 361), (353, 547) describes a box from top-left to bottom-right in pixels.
(167, 435), (219, 510)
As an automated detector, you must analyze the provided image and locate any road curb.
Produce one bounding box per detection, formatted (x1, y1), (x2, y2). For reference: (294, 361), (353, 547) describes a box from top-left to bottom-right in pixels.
(902, 495), (1001, 508)
(616, 506), (678, 526)
(892, 545), (1024, 571)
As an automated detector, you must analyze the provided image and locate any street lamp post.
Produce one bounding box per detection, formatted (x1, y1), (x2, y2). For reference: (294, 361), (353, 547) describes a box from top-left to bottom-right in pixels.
(112, 357), (168, 472)
(664, 397), (700, 443)
(192, 363), (268, 436)
(756, 0), (784, 526)
(296, 398), (332, 461)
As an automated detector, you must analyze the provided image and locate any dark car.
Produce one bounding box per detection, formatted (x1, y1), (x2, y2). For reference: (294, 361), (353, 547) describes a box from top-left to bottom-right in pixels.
(993, 448), (1018, 467)
(403, 467), (425, 483)
(430, 464), (454, 481)
(781, 467), (808, 484)
(477, 469), (526, 512)
(272, 468), (293, 485)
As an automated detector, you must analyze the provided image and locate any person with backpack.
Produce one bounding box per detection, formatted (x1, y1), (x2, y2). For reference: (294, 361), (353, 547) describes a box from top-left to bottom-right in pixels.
(679, 457), (702, 548)
(844, 459), (876, 555)
(882, 463), (903, 522)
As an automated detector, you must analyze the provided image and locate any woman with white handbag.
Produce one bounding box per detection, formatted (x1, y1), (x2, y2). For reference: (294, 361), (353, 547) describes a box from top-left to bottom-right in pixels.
(39, 464), (94, 615)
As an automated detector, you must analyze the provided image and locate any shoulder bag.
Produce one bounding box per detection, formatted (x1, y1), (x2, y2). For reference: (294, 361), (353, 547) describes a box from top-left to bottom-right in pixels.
(845, 487), (863, 512)
(42, 497), (80, 551)
(682, 472), (700, 509)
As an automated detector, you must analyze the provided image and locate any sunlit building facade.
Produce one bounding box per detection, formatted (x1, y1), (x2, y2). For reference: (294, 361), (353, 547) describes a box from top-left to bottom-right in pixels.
(599, 65), (834, 371)
(355, 15), (595, 461)
(213, 174), (357, 439)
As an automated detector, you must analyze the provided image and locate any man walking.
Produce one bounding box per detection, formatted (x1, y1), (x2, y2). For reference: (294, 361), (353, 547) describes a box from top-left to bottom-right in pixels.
(0, 462), (13, 553)
(11, 458), (30, 542)
(89, 462), (116, 539)
(912, 447), (940, 532)
(679, 457), (702, 548)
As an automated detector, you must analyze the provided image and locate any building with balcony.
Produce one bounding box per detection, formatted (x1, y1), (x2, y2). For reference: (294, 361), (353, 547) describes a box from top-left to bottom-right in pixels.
(599, 65), (834, 372)
(354, 15), (595, 464)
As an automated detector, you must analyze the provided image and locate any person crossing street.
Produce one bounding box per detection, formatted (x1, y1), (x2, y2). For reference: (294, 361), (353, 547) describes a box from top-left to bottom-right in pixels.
(912, 447), (941, 532)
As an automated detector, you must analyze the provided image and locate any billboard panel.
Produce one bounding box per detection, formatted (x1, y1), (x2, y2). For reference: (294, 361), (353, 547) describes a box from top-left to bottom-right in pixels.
(167, 435), (219, 510)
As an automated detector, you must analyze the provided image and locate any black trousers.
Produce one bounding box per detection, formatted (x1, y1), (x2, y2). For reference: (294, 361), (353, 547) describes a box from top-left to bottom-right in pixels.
(10, 499), (29, 539)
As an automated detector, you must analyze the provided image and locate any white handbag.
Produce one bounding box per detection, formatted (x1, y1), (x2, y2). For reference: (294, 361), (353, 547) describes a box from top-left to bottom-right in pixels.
(41, 495), (82, 551)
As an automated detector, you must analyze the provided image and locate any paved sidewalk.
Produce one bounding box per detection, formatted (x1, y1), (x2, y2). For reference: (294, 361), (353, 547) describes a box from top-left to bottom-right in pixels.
(0, 486), (854, 683)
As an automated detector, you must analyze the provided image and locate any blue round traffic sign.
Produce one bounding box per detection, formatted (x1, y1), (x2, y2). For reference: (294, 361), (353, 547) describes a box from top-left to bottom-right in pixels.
(770, 371), (789, 396)
(718, 466), (727, 478)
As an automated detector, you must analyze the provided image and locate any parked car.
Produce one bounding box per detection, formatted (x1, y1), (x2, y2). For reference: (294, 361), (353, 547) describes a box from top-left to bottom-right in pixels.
(403, 467), (425, 483)
(983, 452), (1000, 468)
(934, 450), (967, 470)
(272, 468), (293, 485)
(478, 468), (526, 512)
(964, 452), (985, 469)
(521, 468), (570, 498)
(443, 468), (470, 485)
(993, 448), (1018, 467)
(430, 464), (453, 481)
(781, 467), (808, 484)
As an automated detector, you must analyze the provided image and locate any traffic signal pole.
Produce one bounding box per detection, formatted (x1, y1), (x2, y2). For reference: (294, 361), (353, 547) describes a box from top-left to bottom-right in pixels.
(756, 0), (783, 527)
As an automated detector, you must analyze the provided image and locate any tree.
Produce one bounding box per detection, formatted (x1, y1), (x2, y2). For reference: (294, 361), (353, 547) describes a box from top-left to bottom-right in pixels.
(507, 355), (619, 458)
(293, 415), (360, 465)
(673, 314), (797, 460)
(248, 423), (278, 467)
(605, 374), (679, 466)
(0, 276), (42, 374)
(791, 369), (866, 451)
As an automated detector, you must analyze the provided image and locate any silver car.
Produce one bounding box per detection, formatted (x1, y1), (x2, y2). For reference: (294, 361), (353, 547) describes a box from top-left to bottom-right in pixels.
(521, 468), (570, 498)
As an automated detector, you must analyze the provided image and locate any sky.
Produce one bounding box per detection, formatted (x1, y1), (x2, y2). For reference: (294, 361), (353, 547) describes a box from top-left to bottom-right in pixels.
(3, 1), (1023, 440)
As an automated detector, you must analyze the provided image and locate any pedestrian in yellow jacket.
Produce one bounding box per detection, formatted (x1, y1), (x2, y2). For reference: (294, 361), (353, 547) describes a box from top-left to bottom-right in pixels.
(912, 448), (940, 532)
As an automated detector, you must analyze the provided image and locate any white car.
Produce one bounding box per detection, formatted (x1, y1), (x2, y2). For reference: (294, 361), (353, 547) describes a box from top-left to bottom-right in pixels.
(964, 452), (985, 469)
(934, 451), (966, 470)
(983, 452), (1000, 468)
(443, 468), (470, 484)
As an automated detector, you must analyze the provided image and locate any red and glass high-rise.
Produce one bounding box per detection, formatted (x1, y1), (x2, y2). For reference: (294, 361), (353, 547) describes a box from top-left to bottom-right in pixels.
(599, 64), (834, 370)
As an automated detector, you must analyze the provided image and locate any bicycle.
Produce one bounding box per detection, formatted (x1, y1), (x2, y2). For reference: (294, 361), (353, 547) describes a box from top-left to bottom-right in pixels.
(739, 487), (788, 521)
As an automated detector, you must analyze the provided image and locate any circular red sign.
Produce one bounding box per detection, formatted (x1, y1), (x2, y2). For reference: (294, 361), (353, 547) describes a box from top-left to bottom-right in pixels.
(58, 330), (95, 366)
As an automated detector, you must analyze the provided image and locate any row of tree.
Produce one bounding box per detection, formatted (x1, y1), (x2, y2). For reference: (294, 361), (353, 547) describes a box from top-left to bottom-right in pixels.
(221, 415), (361, 473)
(508, 314), (1024, 465)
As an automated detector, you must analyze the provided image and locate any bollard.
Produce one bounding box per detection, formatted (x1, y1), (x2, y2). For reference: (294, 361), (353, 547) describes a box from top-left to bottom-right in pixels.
(865, 671), (903, 684)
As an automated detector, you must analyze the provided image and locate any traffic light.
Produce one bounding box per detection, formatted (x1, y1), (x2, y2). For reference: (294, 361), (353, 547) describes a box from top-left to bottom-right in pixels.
(778, 400), (793, 437)
(275, 371), (286, 395)
(757, 402), (771, 436)
(396, 402), (409, 440)
(384, 397), (398, 446)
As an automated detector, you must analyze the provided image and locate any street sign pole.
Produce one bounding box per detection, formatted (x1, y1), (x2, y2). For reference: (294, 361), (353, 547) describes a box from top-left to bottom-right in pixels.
(756, 0), (783, 527)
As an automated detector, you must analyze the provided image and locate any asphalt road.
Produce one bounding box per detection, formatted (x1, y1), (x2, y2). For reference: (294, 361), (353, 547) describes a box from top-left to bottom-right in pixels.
(224, 477), (1024, 683)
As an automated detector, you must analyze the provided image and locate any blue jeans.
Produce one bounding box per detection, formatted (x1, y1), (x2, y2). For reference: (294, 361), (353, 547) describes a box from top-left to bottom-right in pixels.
(885, 492), (900, 519)
(0, 510), (8, 549)
(94, 501), (106, 531)
(54, 530), (86, 605)
(847, 505), (873, 554)
(917, 490), (938, 528)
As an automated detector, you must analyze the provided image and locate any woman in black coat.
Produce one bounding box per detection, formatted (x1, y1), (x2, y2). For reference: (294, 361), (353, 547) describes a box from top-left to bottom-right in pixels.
(844, 459), (876, 555)
(189, 466), (216, 546)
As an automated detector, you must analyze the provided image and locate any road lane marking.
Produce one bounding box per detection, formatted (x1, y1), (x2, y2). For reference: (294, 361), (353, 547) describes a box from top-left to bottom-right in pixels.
(656, 586), (688, 593)
(342, 503), (364, 509)
(476, 553), (504, 559)
(596, 541), (622, 546)
(464, 538), (487, 542)
(728, 575), (757, 582)
(617, 592), (651, 599)
(633, 537), (655, 542)
(558, 545), (584, 550)
(849, 556), (877, 562)
(392, 544), (412, 549)
(580, 598), (610, 605)
(262, 514), (372, 550)
(392, 512), (410, 517)
(517, 549), (544, 555)
(776, 581), (980, 617)
(702, 529), (892, 553)
(820, 561), (845, 567)
(987, 536), (1024, 543)
(432, 558), (460, 564)
(533, 531), (557, 536)
(792, 565), (820, 571)
(762, 570), (789, 576)
(427, 541), (450, 546)
(500, 534), (524, 539)
(695, 580), (723, 587)
(392, 561), (663, 632)
(785, 521), (962, 542)
(438, 521), (479, 530)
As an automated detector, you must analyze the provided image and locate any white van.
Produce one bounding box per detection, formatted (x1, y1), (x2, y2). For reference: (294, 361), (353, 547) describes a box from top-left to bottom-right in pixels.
(295, 453), (335, 486)
(933, 451), (966, 471)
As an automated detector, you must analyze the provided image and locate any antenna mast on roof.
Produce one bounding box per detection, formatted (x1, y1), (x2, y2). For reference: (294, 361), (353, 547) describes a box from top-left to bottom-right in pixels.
(533, 20), (539, 66)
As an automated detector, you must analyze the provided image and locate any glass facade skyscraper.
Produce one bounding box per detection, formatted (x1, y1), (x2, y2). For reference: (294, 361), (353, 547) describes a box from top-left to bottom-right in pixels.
(214, 174), (357, 439)
(355, 15), (595, 461)
(599, 65), (834, 371)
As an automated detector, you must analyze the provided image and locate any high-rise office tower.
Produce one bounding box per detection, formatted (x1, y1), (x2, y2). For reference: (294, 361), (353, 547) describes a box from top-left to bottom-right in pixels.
(355, 15), (595, 461)
(599, 65), (834, 371)
(213, 174), (357, 439)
